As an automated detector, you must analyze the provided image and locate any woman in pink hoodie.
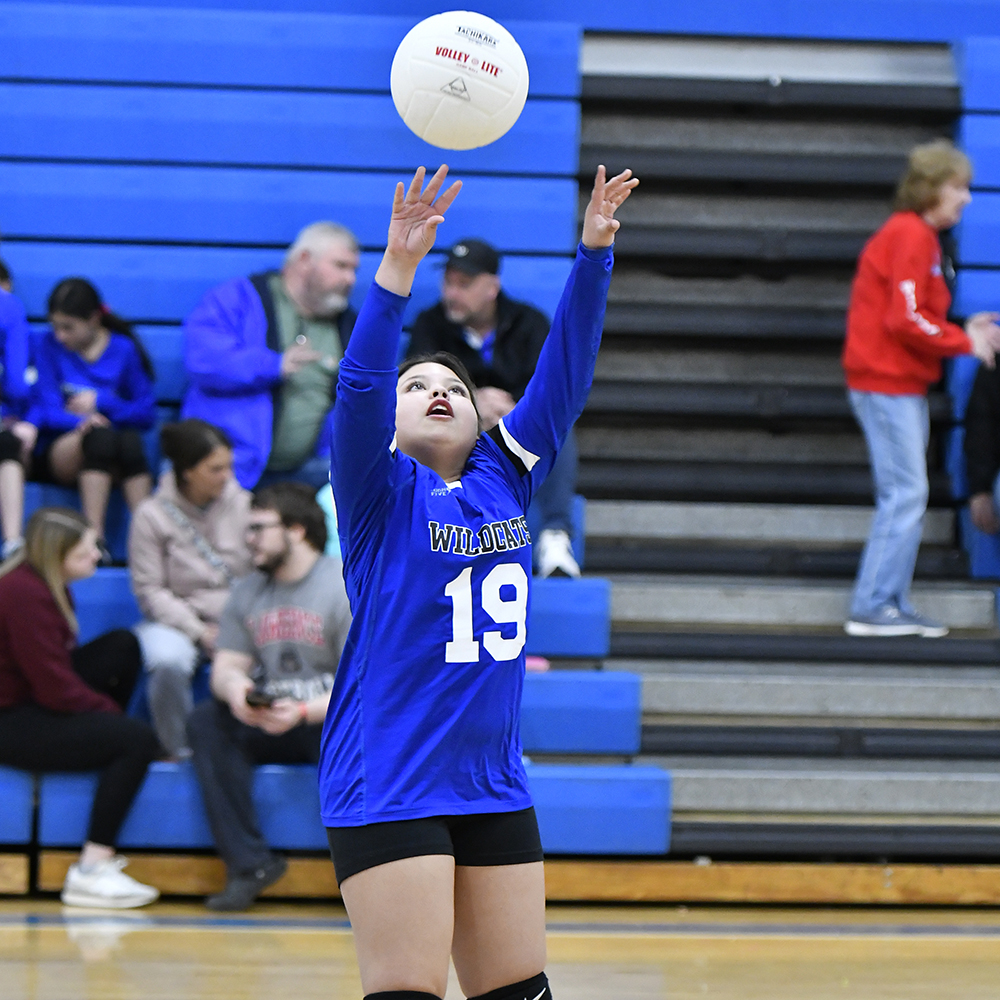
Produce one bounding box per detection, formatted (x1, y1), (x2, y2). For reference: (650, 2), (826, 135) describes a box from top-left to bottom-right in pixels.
(129, 420), (252, 757)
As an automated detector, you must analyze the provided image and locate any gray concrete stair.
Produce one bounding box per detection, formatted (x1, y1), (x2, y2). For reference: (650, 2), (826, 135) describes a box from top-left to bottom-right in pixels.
(645, 755), (1000, 820)
(606, 575), (995, 631)
(611, 659), (1000, 724)
(586, 501), (954, 546)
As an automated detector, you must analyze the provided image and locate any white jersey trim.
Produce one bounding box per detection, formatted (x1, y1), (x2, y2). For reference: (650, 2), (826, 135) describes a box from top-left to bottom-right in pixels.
(496, 418), (540, 472)
(899, 279), (941, 336)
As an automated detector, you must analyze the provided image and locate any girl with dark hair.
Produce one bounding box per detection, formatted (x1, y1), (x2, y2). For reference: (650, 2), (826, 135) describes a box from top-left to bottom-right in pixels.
(128, 419), (252, 757)
(0, 506), (161, 907)
(30, 278), (156, 561)
(322, 164), (636, 1000)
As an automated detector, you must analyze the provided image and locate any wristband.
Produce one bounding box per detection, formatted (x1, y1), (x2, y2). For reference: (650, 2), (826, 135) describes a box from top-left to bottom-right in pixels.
(299, 702), (309, 725)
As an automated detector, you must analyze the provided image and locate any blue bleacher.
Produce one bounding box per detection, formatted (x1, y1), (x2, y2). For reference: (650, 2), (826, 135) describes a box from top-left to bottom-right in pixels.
(0, 766), (35, 845)
(1, 2), (664, 872)
(527, 764), (671, 854)
(521, 671), (640, 754)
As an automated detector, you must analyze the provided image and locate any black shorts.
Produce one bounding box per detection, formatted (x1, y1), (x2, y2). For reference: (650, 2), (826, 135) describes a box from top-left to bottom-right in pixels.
(327, 807), (544, 885)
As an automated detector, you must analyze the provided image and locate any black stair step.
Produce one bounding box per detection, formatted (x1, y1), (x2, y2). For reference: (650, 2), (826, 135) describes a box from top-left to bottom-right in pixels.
(642, 724), (1000, 759)
(584, 382), (952, 422)
(577, 460), (954, 505)
(610, 631), (1000, 665)
(609, 225), (871, 263)
(668, 822), (1000, 862)
(602, 302), (846, 339)
(585, 542), (967, 580)
(581, 147), (913, 186)
(582, 75), (961, 113)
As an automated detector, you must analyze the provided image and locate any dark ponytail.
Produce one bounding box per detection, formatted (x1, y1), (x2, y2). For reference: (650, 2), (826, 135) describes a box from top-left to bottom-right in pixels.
(47, 277), (155, 380)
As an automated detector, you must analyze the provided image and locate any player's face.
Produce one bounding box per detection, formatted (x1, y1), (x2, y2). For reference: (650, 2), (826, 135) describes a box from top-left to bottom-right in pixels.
(50, 311), (104, 354)
(301, 239), (360, 317)
(442, 269), (500, 327)
(395, 362), (479, 465)
(245, 509), (291, 573)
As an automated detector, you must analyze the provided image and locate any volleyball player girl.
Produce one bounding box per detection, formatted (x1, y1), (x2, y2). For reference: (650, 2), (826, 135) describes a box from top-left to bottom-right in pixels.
(320, 162), (636, 1000)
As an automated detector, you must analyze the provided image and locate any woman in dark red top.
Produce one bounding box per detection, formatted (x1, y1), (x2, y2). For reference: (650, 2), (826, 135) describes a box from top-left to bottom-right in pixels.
(0, 506), (160, 907)
(843, 140), (1000, 637)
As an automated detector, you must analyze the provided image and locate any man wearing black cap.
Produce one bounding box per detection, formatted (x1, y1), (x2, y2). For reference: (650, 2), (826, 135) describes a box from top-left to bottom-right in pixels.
(406, 238), (581, 577)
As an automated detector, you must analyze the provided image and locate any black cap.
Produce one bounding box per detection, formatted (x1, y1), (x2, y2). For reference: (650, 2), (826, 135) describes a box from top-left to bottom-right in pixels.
(443, 239), (500, 276)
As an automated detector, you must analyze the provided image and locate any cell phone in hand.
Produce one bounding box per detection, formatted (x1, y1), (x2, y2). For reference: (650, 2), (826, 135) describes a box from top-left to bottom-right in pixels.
(245, 688), (276, 708)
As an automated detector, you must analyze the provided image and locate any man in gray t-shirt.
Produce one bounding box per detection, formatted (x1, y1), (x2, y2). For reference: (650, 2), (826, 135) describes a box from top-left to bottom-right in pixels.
(187, 482), (350, 912)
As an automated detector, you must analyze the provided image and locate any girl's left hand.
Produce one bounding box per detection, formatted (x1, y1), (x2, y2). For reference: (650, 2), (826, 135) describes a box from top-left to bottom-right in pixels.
(582, 165), (639, 249)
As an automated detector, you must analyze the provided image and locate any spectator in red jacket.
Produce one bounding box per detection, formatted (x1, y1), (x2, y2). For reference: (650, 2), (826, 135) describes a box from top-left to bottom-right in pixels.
(0, 506), (161, 907)
(842, 140), (1000, 637)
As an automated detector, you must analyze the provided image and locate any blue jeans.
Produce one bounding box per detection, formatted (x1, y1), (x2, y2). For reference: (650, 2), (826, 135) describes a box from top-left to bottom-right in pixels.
(529, 427), (578, 535)
(849, 390), (929, 617)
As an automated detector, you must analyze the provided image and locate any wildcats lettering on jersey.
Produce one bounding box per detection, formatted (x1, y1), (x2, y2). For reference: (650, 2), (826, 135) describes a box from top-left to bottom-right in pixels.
(428, 517), (531, 556)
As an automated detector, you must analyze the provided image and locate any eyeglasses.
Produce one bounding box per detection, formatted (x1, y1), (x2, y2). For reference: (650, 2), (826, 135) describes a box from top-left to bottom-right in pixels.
(245, 520), (283, 536)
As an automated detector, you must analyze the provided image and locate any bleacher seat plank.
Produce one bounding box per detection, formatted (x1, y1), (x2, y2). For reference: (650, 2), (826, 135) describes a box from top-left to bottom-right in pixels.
(0, 856), (29, 894)
(1, 5), (579, 98)
(959, 37), (1000, 112)
(526, 578), (611, 658)
(3, 242), (573, 325)
(527, 763), (671, 854)
(0, 162), (576, 254)
(956, 193), (1000, 267)
(37, 850), (341, 898)
(955, 268), (1000, 318)
(958, 113), (1000, 188)
(542, 859), (1000, 904)
(0, 766), (34, 844)
(0, 84), (579, 176)
(521, 671), (640, 754)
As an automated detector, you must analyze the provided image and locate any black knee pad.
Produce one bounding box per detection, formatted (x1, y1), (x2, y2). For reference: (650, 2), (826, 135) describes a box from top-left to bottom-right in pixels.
(0, 430), (22, 463)
(469, 973), (551, 1000)
(117, 429), (149, 478)
(365, 993), (441, 1000)
(81, 426), (120, 473)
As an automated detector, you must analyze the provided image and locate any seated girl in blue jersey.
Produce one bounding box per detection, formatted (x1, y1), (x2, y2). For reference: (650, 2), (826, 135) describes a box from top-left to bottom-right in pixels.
(323, 164), (637, 1000)
(30, 279), (156, 563)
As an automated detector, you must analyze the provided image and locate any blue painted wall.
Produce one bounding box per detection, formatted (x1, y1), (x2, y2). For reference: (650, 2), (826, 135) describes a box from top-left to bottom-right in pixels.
(38, 0), (1000, 41)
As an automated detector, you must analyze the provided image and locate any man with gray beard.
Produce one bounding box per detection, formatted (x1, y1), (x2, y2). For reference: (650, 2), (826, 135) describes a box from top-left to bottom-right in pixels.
(182, 222), (360, 490)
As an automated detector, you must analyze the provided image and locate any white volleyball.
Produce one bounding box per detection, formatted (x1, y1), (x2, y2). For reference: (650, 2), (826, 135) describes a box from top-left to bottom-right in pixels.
(390, 10), (529, 151)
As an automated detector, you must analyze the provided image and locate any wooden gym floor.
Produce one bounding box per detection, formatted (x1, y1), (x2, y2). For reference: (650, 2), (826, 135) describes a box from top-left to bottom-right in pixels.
(5, 899), (1000, 999)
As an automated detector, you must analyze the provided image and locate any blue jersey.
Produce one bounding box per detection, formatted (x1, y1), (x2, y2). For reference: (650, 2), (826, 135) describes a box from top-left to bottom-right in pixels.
(319, 244), (613, 826)
(29, 331), (155, 437)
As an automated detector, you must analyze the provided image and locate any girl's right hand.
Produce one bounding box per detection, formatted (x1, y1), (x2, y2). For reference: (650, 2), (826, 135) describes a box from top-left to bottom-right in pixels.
(375, 166), (462, 296)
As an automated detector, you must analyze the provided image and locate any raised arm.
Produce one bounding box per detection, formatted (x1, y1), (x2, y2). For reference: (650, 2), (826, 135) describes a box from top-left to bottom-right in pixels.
(498, 166), (637, 486)
(332, 167), (462, 533)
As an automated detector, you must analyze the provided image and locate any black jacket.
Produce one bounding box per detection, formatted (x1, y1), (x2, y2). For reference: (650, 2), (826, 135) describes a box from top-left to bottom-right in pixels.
(964, 363), (1000, 496)
(406, 290), (550, 401)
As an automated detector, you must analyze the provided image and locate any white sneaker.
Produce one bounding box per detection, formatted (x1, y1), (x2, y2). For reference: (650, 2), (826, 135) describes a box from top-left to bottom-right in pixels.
(536, 529), (580, 578)
(61, 857), (160, 909)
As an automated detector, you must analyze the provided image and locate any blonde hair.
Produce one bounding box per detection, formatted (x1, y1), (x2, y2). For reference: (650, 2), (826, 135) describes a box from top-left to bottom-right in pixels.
(0, 507), (90, 631)
(894, 139), (972, 213)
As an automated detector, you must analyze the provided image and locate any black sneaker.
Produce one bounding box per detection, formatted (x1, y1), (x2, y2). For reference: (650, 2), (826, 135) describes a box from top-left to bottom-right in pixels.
(97, 539), (114, 567)
(205, 855), (287, 912)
